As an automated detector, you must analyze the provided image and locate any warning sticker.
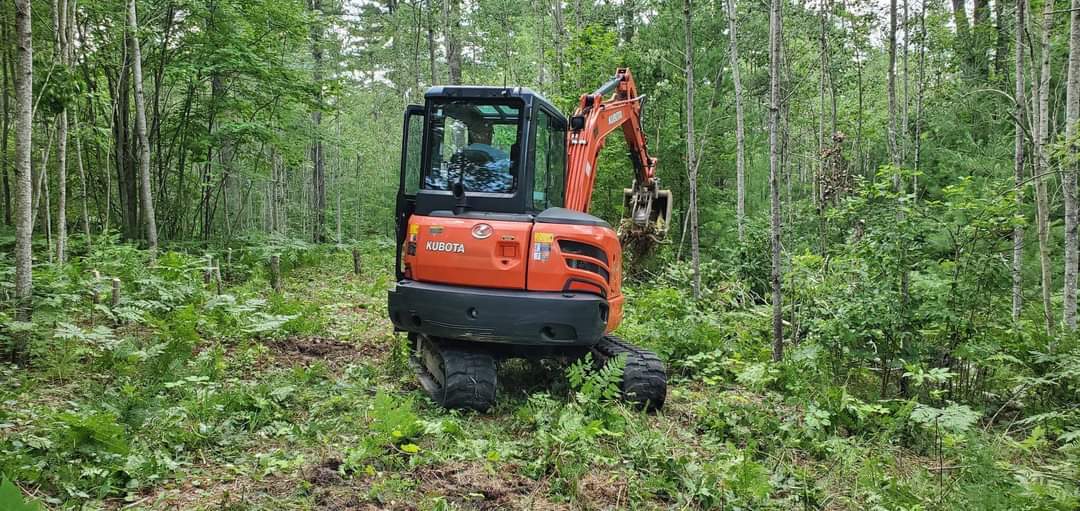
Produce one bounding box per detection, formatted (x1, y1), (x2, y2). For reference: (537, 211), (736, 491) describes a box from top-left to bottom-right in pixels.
(533, 242), (551, 262)
(533, 232), (554, 243)
(408, 224), (419, 241)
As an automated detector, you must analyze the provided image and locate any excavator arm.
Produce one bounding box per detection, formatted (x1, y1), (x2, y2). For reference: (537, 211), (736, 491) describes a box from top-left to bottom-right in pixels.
(565, 68), (672, 243)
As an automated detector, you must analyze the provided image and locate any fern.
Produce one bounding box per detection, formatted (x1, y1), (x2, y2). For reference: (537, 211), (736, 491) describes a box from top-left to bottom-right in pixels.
(567, 352), (625, 404)
(241, 312), (299, 334)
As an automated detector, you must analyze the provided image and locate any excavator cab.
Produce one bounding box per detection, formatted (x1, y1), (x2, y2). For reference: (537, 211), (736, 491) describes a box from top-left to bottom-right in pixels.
(390, 77), (667, 412)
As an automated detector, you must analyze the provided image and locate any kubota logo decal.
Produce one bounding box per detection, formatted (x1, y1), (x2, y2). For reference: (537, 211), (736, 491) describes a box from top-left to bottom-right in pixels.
(425, 241), (465, 253)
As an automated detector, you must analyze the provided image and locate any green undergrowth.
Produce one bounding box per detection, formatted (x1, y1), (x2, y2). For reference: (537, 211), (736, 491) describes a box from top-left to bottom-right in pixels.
(1, 235), (1078, 510)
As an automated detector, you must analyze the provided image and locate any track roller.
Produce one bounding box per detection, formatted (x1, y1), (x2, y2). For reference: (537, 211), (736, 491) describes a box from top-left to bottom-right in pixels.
(591, 335), (667, 411)
(411, 336), (497, 412)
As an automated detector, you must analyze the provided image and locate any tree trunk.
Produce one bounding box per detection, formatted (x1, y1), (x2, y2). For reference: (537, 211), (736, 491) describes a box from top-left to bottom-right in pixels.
(55, 113), (67, 263)
(1064, 0), (1080, 331)
(1034, 0), (1056, 336)
(129, 0), (157, 257)
(426, 0), (436, 85)
(993, 0), (1009, 81)
(769, 0), (783, 362)
(914, 0), (926, 198)
(335, 147), (342, 243)
(1012, 0), (1026, 322)
(901, 0), (909, 165)
(536, 1), (545, 86)
(816, 0), (829, 250)
(972, 0), (992, 78)
(54, 0), (68, 265)
(889, 0), (900, 174)
(13, 0), (32, 350)
(71, 1), (89, 245)
(890, 0), (910, 397)
(309, 0), (326, 243)
(445, 0), (462, 84)
(112, 54), (138, 240)
(574, 0), (582, 87)
(727, 0), (746, 243)
(552, 0), (564, 90)
(42, 162), (51, 263)
(857, 55), (864, 176)
(621, 0), (636, 43)
(951, 0), (974, 76)
(1, 12), (10, 227)
(73, 109), (90, 245)
(684, 0), (700, 300)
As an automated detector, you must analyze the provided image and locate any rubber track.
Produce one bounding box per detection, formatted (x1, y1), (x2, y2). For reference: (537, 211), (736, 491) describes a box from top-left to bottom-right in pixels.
(591, 335), (667, 411)
(438, 344), (497, 412)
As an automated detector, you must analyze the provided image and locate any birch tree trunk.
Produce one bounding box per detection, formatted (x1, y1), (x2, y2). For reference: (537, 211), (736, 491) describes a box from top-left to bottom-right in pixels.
(54, 0), (68, 265)
(129, 0), (158, 257)
(769, 0), (783, 362)
(1012, 0), (1026, 322)
(43, 163), (52, 263)
(1064, 0), (1080, 331)
(1034, 0), (1056, 336)
(727, 0), (747, 243)
(13, 0), (32, 347)
(684, 0), (700, 300)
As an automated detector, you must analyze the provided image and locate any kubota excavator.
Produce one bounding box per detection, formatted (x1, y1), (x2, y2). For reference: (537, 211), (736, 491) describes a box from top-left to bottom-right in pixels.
(388, 68), (672, 411)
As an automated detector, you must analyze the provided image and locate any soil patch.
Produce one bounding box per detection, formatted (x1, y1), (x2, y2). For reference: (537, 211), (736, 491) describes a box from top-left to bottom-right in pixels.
(308, 457), (346, 486)
(265, 336), (361, 371)
(579, 471), (630, 509)
(304, 457), (412, 511)
(416, 462), (568, 510)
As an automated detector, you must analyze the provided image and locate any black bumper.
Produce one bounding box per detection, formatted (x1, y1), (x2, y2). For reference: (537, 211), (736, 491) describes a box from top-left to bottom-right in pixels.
(388, 280), (608, 346)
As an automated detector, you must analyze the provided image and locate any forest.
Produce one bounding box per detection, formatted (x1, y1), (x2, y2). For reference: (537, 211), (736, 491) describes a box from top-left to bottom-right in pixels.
(1, 0), (1080, 508)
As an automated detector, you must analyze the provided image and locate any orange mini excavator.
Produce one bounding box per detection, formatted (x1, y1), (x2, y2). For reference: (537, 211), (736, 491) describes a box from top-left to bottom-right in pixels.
(388, 69), (672, 411)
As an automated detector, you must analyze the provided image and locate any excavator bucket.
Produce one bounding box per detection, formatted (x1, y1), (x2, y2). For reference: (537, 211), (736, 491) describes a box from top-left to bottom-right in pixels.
(622, 186), (672, 236)
(619, 185), (673, 256)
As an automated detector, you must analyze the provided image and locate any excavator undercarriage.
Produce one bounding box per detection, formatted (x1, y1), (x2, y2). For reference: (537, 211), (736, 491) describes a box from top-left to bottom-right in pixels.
(410, 334), (666, 412)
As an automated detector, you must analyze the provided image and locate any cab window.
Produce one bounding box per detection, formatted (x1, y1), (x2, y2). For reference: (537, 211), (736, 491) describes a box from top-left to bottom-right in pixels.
(532, 109), (566, 211)
(423, 100), (522, 194)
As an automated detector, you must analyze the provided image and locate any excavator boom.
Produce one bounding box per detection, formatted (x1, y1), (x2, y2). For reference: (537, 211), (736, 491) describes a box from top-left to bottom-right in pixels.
(565, 68), (672, 245)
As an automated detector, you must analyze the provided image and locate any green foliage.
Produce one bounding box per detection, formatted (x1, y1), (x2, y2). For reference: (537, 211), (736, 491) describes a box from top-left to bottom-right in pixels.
(566, 352), (624, 404)
(4, 235), (1080, 509)
(910, 402), (981, 434)
(342, 391), (423, 473)
(0, 479), (41, 511)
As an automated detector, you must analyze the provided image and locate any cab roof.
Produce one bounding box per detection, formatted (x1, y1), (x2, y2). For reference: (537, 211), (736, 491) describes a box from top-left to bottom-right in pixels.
(424, 86), (563, 117)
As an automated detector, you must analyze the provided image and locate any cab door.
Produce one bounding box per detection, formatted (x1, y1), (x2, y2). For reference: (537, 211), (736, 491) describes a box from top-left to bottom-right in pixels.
(396, 105), (424, 280)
